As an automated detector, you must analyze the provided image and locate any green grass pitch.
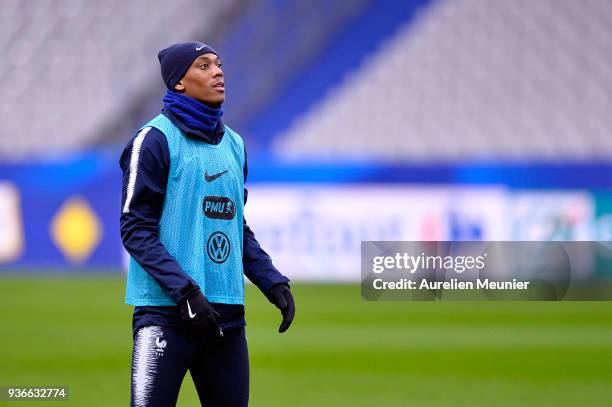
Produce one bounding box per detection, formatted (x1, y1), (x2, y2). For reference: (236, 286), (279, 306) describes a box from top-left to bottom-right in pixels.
(1, 274), (612, 406)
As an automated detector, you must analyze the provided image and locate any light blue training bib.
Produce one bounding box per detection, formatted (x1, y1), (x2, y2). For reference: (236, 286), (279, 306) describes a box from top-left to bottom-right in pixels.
(125, 114), (245, 306)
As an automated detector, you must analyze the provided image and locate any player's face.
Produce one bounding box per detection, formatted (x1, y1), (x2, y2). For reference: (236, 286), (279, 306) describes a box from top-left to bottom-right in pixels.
(174, 53), (225, 106)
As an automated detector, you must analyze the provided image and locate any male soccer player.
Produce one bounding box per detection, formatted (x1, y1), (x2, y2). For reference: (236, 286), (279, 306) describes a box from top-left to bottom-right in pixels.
(119, 41), (295, 407)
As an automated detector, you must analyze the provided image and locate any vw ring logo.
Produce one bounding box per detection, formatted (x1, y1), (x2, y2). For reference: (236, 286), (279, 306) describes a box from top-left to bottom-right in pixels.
(207, 231), (230, 264)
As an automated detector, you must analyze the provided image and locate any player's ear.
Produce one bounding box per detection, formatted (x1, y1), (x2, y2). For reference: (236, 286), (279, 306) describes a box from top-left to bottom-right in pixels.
(174, 81), (185, 92)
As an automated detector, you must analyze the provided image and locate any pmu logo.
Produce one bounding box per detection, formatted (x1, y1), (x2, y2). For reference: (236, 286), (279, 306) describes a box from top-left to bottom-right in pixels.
(203, 196), (236, 220)
(207, 231), (230, 264)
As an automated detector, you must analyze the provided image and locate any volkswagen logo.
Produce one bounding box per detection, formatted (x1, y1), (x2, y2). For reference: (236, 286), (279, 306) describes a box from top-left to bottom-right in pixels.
(207, 231), (230, 264)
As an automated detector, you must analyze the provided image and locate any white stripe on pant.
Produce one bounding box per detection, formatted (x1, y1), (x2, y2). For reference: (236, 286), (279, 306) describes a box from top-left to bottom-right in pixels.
(132, 326), (163, 407)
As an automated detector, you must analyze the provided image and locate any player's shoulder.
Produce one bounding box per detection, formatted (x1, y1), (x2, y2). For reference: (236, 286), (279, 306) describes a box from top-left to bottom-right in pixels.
(222, 123), (245, 152)
(119, 126), (169, 169)
(222, 123), (243, 141)
(124, 126), (167, 152)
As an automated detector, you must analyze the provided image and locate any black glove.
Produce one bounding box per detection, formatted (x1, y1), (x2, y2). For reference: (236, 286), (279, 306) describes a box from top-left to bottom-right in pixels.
(179, 289), (223, 337)
(269, 284), (295, 333)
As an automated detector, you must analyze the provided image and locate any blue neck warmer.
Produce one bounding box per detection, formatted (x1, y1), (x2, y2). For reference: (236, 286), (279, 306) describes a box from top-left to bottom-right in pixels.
(162, 90), (223, 139)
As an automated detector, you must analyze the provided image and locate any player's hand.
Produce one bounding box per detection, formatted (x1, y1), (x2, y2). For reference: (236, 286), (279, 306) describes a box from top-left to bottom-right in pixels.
(269, 284), (295, 333)
(179, 289), (223, 337)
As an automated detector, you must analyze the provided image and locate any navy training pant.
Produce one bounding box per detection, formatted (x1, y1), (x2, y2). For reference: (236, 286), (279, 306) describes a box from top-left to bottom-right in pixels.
(130, 325), (249, 406)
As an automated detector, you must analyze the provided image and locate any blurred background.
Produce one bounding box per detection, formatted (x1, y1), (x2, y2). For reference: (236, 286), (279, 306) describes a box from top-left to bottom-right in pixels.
(1, 0), (611, 406)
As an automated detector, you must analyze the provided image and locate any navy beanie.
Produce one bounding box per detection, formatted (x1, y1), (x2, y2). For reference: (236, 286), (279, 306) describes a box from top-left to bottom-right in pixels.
(158, 41), (218, 90)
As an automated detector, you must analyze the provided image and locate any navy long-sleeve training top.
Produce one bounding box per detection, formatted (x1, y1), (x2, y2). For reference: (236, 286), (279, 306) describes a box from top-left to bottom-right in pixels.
(119, 110), (289, 334)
